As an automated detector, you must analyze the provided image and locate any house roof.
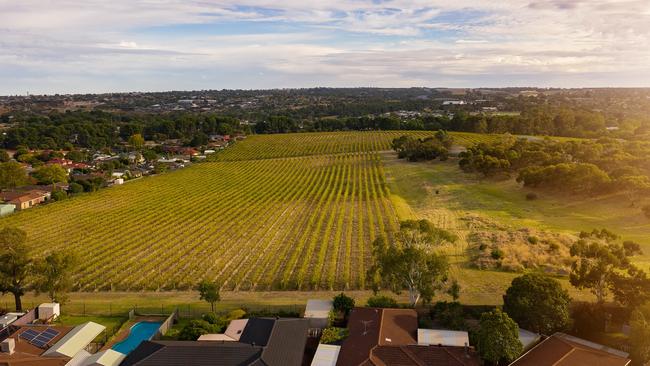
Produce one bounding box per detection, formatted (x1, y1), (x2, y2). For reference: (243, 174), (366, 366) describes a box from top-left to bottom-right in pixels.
(42, 322), (105, 358)
(80, 349), (125, 366)
(370, 345), (481, 366)
(417, 329), (470, 347)
(122, 318), (308, 366)
(120, 341), (263, 366)
(510, 332), (631, 366)
(311, 345), (341, 366)
(0, 325), (74, 366)
(337, 308), (479, 366)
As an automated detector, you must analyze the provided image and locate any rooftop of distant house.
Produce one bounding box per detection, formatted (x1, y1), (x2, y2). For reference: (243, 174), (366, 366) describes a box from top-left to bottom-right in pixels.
(510, 332), (631, 366)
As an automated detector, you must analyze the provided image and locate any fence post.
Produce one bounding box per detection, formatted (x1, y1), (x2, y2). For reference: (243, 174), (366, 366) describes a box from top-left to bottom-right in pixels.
(83, 303), (86, 317)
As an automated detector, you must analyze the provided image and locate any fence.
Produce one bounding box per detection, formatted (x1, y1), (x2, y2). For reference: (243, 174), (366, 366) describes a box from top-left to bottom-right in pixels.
(152, 309), (178, 341)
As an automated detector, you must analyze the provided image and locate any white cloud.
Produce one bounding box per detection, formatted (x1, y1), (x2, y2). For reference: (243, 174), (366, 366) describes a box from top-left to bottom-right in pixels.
(0, 0), (649, 93)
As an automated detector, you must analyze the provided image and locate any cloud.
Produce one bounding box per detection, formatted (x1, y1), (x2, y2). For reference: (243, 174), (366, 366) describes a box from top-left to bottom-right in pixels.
(0, 0), (649, 93)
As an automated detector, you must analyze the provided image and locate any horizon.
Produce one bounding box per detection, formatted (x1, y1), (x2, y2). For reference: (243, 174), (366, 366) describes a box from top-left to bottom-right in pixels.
(2, 1), (650, 94)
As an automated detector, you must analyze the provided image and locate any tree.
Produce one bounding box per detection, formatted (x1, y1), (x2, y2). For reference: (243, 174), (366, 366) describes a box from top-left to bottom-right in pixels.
(197, 280), (220, 313)
(0, 228), (32, 311)
(476, 309), (523, 365)
(0, 161), (29, 189)
(631, 305), (650, 366)
(128, 134), (145, 150)
(503, 273), (571, 334)
(178, 320), (219, 341)
(0, 149), (9, 162)
(32, 164), (68, 187)
(569, 238), (630, 304)
(609, 265), (650, 309)
(333, 292), (355, 317)
(65, 150), (86, 163)
(34, 251), (77, 304)
(368, 220), (450, 307)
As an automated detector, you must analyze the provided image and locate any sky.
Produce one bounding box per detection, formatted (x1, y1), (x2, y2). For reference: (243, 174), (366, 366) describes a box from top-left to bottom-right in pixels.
(1, 0), (650, 94)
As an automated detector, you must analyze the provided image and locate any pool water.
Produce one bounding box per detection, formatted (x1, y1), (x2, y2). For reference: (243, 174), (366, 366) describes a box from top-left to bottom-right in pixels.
(112, 321), (163, 355)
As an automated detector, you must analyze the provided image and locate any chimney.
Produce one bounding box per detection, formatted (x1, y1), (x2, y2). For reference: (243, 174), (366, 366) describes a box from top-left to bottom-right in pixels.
(1, 338), (15, 355)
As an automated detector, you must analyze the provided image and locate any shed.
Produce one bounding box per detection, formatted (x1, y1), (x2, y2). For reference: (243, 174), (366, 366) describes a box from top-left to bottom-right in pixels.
(42, 322), (106, 358)
(417, 329), (470, 347)
(0, 204), (15, 217)
(304, 300), (333, 329)
(311, 344), (340, 366)
(38, 303), (61, 321)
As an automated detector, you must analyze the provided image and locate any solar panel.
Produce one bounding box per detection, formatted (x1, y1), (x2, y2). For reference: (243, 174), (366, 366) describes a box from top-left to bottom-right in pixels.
(19, 329), (40, 341)
(28, 328), (60, 348)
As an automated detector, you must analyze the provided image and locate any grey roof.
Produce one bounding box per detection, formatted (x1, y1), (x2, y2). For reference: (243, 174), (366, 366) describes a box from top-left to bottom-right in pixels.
(120, 341), (263, 366)
(120, 318), (309, 366)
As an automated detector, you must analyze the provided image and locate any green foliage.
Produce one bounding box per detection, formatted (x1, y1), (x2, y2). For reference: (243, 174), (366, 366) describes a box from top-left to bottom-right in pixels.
(503, 273), (571, 334)
(569, 232), (635, 303)
(197, 280), (220, 312)
(391, 133), (451, 162)
(0, 227), (32, 311)
(431, 301), (465, 330)
(65, 150), (86, 162)
(32, 164), (68, 186)
(178, 320), (221, 341)
(446, 279), (461, 302)
(227, 309), (247, 321)
(51, 190), (67, 201)
(320, 327), (349, 344)
(366, 295), (399, 308)
(368, 220), (450, 307)
(476, 309), (523, 365)
(34, 250), (78, 304)
(128, 134), (145, 150)
(68, 182), (84, 194)
(0, 149), (9, 163)
(570, 302), (606, 337)
(333, 293), (355, 316)
(0, 161), (29, 189)
(517, 163), (610, 194)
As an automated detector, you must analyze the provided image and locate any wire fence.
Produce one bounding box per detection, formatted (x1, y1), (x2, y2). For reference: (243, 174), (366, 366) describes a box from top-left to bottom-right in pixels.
(2, 301), (305, 320)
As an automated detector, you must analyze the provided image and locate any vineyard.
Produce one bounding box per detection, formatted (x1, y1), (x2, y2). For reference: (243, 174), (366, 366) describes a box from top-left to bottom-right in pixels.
(211, 131), (502, 161)
(0, 131), (509, 292)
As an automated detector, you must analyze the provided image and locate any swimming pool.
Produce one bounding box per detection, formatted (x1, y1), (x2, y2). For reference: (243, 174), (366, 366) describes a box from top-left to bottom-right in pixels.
(112, 321), (163, 355)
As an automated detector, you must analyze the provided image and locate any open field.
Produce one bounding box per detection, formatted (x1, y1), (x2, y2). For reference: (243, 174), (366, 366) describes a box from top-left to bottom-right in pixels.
(383, 154), (650, 267)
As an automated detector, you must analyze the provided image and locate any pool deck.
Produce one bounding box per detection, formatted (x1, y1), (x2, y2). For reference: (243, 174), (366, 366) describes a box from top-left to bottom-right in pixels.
(101, 316), (166, 351)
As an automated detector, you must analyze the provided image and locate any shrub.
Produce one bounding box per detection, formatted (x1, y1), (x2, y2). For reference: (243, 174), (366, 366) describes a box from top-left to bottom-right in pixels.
(478, 243), (488, 251)
(527, 236), (539, 244)
(320, 327), (349, 344)
(431, 301), (465, 330)
(571, 302), (606, 338)
(68, 182), (84, 194)
(548, 241), (560, 252)
(178, 320), (219, 341)
(227, 309), (246, 320)
(491, 248), (504, 260)
(367, 295), (399, 308)
(526, 192), (538, 201)
(333, 293), (355, 317)
(202, 312), (220, 325)
(51, 190), (67, 201)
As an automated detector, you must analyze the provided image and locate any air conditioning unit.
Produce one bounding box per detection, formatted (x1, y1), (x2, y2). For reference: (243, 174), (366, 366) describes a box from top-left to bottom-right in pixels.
(1, 338), (15, 355)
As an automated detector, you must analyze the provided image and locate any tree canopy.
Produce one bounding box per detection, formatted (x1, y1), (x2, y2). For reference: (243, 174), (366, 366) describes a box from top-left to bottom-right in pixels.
(503, 273), (571, 334)
(0, 227), (32, 311)
(476, 309), (523, 365)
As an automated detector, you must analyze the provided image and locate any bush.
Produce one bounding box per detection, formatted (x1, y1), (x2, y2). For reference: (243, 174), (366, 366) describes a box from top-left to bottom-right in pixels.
(320, 327), (349, 344)
(227, 309), (246, 320)
(51, 190), (67, 201)
(333, 293), (355, 317)
(491, 248), (504, 260)
(178, 320), (219, 341)
(431, 301), (465, 330)
(202, 312), (220, 325)
(68, 182), (84, 194)
(571, 302), (606, 338)
(367, 295), (399, 308)
(527, 236), (539, 244)
(526, 192), (538, 201)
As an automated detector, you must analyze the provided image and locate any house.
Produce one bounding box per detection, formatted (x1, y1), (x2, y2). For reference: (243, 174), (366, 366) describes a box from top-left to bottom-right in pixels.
(0, 321), (106, 366)
(509, 332), (631, 366)
(0, 204), (15, 217)
(0, 190), (49, 211)
(122, 317), (309, 366)
(336, 308), (480, 366)
(304, 299), (333, 329)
